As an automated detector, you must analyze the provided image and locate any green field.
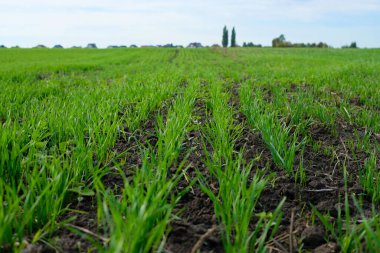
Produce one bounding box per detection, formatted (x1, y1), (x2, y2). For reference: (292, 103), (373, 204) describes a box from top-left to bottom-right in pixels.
(1, 48), (379, 253)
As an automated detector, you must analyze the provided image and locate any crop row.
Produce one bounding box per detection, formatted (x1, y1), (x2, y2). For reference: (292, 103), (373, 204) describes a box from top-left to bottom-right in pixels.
(0, 48), (379, 252)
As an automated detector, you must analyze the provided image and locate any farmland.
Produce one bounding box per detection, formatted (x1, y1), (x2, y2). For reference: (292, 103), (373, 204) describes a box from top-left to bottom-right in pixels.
(0, 47), (379, 253)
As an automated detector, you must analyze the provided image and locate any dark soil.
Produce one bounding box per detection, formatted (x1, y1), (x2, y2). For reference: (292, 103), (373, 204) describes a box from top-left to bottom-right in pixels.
(31, 100), (171, 253)
(288, 83), (312, 93)
(30, 82), (379, 253)
(21, 195), (99, 253)
(102, 116), (159, 192)
(165, 98), (224, 253)
(54, 196), (99, 252)
(228, 83), (378, 252)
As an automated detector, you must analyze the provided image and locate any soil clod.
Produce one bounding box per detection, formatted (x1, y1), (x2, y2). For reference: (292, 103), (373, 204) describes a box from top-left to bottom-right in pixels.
(301, 226), (326, 249)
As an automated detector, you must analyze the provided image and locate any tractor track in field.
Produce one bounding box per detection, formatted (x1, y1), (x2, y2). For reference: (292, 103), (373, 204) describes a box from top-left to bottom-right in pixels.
(168, 49), (180, 63)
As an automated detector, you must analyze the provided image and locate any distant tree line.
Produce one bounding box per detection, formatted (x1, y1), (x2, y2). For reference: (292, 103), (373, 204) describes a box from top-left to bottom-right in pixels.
(222, 26), (229, 47)
(272, 34), (329, 48)
(222, 26), (237, 47)
(221, 29), (332, 49)
(231, 28), (236, 47)
(0, 31), (361, 49)
(342, 42), (358, 49)
(242, 42), (262, 47)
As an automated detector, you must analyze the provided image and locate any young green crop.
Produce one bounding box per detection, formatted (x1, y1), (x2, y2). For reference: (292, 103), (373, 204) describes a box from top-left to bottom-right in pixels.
(99, 81), (198, 253)
(359, 150), (380, 203)
(313, 168), (380, 252)
(0, 49), (185, 251)
(239, 82), (307, 184)
(1, 47), (380, 252)
(200, 80), (284, 252)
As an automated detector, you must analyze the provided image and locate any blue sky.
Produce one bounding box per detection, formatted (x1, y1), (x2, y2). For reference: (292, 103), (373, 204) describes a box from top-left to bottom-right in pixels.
(1, 0), (380, 48)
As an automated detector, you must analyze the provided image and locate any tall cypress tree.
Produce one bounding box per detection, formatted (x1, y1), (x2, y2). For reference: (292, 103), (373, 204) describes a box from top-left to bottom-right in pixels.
(222, 26), (228, 48)
(231, 27), (236, 47)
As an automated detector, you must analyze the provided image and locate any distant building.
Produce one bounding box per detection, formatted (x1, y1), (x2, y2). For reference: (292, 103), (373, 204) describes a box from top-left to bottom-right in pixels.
(86, 43), (97, 49)
(34, 44), (47, 48)
(53, 45), (63, 49)
(187, 42), (203, 48)
(160, 43), (183, 48)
